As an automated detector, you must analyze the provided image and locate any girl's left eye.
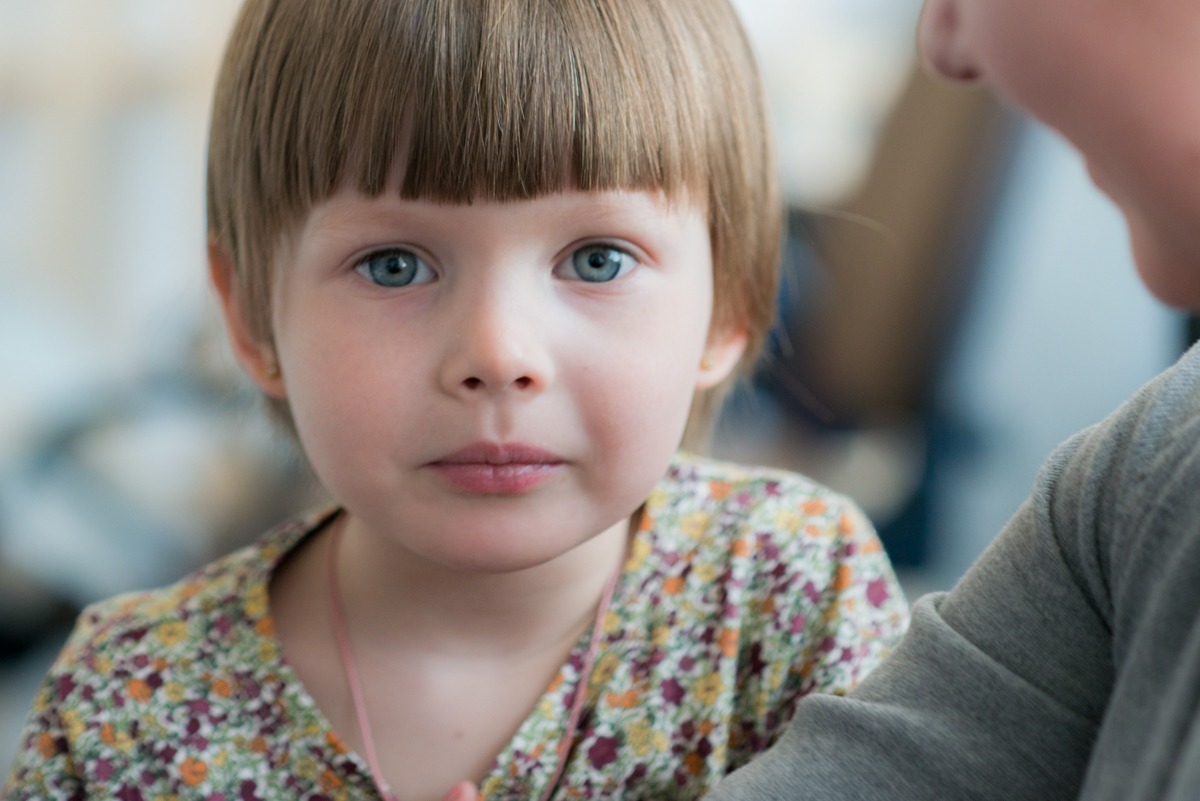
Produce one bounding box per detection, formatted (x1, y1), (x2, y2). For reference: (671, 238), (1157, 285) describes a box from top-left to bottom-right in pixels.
(559, 245), (637, 283)
(353, 248), (435, 288)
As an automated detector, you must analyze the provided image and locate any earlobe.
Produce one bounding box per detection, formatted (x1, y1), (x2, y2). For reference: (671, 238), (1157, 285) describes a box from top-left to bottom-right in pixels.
(208, 241), (287, 398)
(696, 328), (749, 390)
(918, 0), (982, 82)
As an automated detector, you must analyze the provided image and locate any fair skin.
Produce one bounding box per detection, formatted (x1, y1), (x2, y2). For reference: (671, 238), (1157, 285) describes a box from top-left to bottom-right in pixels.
(211, 188), (746, 801)
(919, 0), (1200, 308)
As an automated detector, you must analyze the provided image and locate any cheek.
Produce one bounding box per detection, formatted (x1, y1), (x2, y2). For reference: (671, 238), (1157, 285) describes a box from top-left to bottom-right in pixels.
(564, 275), (713, 472)
(274, 293), (427, 494)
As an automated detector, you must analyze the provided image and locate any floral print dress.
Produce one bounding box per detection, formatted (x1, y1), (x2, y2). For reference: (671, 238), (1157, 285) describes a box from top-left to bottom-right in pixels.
(4, 452), (907, 801)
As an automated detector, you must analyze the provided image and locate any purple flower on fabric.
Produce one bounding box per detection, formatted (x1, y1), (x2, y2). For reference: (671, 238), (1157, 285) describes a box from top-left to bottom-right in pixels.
(803, 581), (823, 605)
(662, 678), (685, 705)
(114, 785), (144, 801)
(867, 578), (890, 608)
(55, 675), (76, 702)
(587, 736), (620, 769)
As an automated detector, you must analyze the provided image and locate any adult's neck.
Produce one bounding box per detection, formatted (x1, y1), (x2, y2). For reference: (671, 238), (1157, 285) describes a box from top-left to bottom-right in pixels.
(332, 511), (631, 661)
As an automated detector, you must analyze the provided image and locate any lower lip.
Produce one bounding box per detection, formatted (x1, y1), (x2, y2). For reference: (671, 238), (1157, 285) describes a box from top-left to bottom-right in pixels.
(427, 463), (564, 494)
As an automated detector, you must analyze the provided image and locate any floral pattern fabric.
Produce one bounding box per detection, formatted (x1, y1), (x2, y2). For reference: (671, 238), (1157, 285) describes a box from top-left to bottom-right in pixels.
(4, 452), (907, 801)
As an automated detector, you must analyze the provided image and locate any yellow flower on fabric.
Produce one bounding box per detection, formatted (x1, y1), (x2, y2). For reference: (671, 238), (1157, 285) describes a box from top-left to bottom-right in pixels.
(681, 512), (710, 539)
(694, 673), (724, 705)
(651, 625), (671, 646)
(627, 719), (654, 757)
(645, 488), (668, 511)
(693, 562), (718, 583)
(295, 757), (318, 780)
(625, 537), (652, 571)
(775, 509), (802, 533)
(244, 582), (269, 619)
(770, 662), (785, 691)
(480, 776), (503, 798)
(603, 610), (621, 634)
(258, 641), (278, 662)
(62, 709), (84, 743)
(165, 682), (186, 703)
(591, 652), (620, 687)
(213, 750), (227, 767)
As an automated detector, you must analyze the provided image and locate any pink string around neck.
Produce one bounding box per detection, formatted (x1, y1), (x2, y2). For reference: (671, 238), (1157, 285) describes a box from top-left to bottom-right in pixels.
(325, 517), (623, 801)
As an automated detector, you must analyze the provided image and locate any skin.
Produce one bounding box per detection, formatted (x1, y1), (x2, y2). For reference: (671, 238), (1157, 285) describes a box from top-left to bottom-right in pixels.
(919, 0), (1200, 308)
(210, 188), (746, 801)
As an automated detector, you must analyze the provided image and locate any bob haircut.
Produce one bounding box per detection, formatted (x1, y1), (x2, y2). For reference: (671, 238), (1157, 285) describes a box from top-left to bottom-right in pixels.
(207, 0), (781, 449)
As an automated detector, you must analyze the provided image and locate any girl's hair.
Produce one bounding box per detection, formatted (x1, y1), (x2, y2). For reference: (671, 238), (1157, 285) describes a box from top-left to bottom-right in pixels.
(207, 0), (781, 449)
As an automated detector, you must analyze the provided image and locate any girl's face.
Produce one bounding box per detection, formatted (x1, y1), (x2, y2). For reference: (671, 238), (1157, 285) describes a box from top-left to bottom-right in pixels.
(238, 189), (744, 572)
(919, 0), (1200, 307)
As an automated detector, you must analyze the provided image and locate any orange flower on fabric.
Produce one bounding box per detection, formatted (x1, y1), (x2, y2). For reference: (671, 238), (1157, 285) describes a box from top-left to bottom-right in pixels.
(127, 680), (153, 702)
(180, 757), (207, 786)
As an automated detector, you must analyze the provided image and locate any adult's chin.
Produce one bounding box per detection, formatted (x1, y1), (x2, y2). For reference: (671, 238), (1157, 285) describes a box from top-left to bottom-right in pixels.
(1128, 216), (1200, 311)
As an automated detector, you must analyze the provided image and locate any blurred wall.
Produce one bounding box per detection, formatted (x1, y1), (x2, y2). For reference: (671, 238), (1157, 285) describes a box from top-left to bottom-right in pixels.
(927, 120), (1183, 589)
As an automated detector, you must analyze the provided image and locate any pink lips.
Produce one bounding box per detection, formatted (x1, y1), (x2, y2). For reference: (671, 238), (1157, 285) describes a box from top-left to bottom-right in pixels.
(427, 442), (566, 494)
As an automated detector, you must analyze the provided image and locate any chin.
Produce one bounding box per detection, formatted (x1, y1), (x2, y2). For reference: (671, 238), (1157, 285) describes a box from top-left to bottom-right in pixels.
(419, 529), (590, 575)
(1130, 222), (1200, 311)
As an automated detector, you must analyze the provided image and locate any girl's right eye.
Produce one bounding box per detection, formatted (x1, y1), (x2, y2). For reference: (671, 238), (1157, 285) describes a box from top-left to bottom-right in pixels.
(353, 248), (435, 288)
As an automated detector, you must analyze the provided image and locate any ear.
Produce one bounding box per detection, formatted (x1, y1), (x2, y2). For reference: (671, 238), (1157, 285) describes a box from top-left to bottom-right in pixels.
(208, 240), (288, 398)
(918, 0), (982, 82)
(696, 326), (748, 390)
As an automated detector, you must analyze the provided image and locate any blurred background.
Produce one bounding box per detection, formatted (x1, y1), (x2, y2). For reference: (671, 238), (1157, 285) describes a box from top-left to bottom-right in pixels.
(0, 0), (1187, 772)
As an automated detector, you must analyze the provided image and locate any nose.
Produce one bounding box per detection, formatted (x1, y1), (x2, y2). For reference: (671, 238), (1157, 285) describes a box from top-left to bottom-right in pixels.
(437, 284), (554, 400)
(918, 0), (981, 82)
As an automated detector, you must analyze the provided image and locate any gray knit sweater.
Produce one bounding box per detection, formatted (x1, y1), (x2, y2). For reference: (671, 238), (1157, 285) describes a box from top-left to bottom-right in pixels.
(708, 343), (1200, 800)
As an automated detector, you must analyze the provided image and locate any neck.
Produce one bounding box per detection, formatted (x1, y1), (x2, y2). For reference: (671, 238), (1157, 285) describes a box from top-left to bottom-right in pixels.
(333, 512), (630, 660)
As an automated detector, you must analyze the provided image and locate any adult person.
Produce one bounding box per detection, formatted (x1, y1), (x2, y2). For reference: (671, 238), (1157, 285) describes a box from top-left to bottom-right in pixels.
(708, 0), (1200, 798)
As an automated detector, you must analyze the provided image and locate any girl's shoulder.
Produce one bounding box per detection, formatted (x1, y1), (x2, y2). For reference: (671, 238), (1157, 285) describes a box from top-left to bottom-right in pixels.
(59, 505), (337, 663)
(648, 452), (885, 570)
(26, 506), (338, 745)
(5, 507), (351, 801)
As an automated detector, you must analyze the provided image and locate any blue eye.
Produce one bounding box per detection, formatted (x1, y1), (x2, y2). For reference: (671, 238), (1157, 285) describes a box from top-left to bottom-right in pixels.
(566, 246), (635, 283)
(354, 248), (434, 288)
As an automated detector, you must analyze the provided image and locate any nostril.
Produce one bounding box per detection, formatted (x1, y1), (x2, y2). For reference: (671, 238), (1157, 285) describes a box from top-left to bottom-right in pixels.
(513, 376), (532, 390)
(463, 377), (483, 390)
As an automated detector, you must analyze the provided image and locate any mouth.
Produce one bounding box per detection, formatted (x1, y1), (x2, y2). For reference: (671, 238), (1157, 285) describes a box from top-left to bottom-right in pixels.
(426, 442), (566, 494)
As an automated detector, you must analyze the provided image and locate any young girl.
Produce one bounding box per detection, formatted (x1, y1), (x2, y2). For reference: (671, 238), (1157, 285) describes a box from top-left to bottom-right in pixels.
(3, 1), (907, 800)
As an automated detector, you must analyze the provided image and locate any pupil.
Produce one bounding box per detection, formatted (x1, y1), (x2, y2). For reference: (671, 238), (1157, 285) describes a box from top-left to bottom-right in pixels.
(589, 252), (609, 269)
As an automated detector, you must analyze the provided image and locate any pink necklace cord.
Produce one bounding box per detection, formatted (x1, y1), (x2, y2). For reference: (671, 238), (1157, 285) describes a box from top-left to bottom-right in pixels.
(325, 518), (623, 801)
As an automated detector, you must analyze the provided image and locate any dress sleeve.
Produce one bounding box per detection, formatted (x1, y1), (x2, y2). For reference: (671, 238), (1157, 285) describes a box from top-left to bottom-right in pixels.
(726, 491), (908, 769)
(794, 500), (908, 699)
(4, 669), (86, 801)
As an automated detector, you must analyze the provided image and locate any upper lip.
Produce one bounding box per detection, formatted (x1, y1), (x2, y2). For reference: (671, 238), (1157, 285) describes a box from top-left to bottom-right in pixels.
(431, 442), (566, 465)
